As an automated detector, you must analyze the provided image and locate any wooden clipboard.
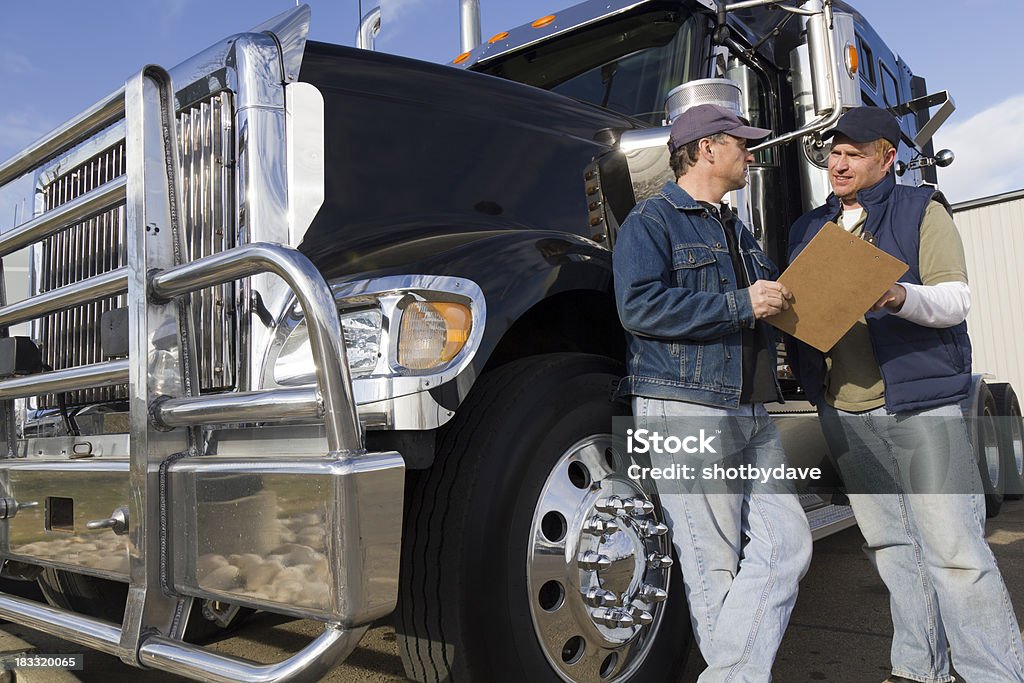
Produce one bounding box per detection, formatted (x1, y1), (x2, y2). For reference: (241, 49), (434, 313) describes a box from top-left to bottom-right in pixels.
(765, 221), (908, 352)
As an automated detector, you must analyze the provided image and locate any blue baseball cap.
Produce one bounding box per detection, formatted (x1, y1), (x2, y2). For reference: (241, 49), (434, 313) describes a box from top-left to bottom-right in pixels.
(822, 106), (901, 147)
(668, 104), (771, 151)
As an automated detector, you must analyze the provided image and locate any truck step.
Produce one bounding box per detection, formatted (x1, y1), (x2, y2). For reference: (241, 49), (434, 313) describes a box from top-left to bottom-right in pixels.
(806, 503), (857, 541)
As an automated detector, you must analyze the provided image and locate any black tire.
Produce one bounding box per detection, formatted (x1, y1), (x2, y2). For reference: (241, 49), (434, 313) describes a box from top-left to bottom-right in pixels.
(990, 383), (1024, 500)
(37, 569), (251, 640)
(976, 384), (1003, 518)
(0, 576), (45, 604)
(38, 568), (128, 624)
(395, 353), (691, 683)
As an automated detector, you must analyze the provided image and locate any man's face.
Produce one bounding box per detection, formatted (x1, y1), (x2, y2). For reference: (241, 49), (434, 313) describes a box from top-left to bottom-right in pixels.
(828, 135), (895, 203)
(712, 134), (754, 191)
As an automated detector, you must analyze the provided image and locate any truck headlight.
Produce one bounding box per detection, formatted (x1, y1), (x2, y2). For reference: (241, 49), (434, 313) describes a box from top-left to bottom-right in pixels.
(397, 302), (472, 370)
(274, 309), (382, 386)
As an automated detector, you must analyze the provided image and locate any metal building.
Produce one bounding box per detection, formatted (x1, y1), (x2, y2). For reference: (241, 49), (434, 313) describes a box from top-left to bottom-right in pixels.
(953, 188), (1024, 394)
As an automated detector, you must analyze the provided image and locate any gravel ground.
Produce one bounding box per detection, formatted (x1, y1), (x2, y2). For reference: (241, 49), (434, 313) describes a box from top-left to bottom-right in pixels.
(1, 500), (1022, 682)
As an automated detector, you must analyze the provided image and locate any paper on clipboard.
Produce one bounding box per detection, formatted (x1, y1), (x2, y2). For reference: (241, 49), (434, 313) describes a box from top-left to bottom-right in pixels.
(765, 221), (908, 352)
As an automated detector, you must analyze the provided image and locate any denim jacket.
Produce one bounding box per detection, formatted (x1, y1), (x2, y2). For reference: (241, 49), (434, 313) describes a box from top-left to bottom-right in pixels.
(613, 181), (781, 407)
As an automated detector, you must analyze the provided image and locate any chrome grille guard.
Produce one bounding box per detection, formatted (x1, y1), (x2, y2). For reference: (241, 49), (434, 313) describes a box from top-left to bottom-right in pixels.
(0, 64), (400, 681)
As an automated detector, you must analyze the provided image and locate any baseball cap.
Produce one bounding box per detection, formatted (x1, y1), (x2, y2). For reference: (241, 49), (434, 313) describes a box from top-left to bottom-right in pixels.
(821, 106), (901, 147)
(668, 103), (772, 151)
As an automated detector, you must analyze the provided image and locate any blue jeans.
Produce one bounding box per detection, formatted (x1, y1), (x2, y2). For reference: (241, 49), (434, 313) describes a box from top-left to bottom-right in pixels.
(633, 398), (812, 682)
(819, 403), (1024, 683)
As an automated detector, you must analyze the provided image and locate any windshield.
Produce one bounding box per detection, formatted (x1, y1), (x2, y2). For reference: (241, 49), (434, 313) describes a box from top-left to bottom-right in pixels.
(474, 11), (707, 126)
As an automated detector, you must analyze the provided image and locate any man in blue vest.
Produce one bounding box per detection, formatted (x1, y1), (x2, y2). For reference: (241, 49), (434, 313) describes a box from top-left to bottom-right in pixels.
(615, 104), (812, 681)
(788, 106), (1024, 683)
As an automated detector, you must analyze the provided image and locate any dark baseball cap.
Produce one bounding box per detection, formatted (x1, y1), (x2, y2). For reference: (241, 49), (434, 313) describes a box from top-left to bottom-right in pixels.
(822, 106), (901, 147)
(668, 103), (772, 151)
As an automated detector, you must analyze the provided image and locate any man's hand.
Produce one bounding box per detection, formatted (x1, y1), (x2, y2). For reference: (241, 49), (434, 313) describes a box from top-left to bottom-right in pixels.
(871, 283), (906, 313)
(748, 280), (793, 319)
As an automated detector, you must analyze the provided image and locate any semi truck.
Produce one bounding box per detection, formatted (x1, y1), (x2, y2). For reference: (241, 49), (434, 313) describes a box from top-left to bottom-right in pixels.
(0, 0), (1020, 681)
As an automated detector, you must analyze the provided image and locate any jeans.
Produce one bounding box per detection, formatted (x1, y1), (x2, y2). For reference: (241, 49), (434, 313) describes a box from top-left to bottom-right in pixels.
(819, 402), (1024, 683)
(633, 397), (812, 682)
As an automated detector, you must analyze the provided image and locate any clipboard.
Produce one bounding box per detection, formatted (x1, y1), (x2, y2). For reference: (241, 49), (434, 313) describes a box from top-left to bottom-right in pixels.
(765, 221), (908, 352)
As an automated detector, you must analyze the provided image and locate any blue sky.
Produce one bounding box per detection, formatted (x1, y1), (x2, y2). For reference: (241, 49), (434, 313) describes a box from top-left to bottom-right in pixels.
(1, 0), (1021, 202)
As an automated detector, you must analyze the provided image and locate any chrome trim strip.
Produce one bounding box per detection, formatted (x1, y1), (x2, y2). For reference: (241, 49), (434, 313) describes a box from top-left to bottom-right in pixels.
(0, 360), (129, 400)
(454, 0), (649, 69)
(139, 624), (368, 683)
(0, 267), (127, 328)
(284, 83), (325, 246)
(155, 387), (321, 428)
(151, 243), (359, 453)
(0, 592), (124, 658)
(0, 177), (127, 257)
(0, 88), (125, 187)
(3, 456), (128, 470)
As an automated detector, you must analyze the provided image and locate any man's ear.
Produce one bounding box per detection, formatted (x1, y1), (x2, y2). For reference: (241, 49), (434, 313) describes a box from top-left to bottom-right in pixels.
(882, 147), (897, 172)
(700, 138), (714, 162)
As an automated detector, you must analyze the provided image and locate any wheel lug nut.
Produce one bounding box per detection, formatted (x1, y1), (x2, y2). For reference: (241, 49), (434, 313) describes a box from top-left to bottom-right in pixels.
(637, 520), (669, 538)
(583, 515), (619, 535)
(647, 553), (673, 569)
(629, 606), (655, 626)
(583, 587), (618, 607)
(595, 496), (623, 514)
(579, 551), (612, 571)
(591, 607), (634, 629)
(623, 498), (655, 516)
(640, 584), (668, 603)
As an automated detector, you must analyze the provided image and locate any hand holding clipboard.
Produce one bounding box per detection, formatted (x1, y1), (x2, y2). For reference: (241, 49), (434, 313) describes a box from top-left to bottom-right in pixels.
(765, 221), (908, 352)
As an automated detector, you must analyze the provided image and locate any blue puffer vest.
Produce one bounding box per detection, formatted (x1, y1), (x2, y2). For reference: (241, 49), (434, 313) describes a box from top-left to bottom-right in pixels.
(787, 173), (972, 413)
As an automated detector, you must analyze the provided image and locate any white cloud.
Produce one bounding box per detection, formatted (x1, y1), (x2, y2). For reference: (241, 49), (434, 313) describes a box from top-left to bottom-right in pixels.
(0, 48), (36, 76)
(383, 0), (427, 16)
(932, 94), (1024, 204)
(160, 0), (190, 23)
(0, 109), (56, 162)
(380, 0), (428, 41)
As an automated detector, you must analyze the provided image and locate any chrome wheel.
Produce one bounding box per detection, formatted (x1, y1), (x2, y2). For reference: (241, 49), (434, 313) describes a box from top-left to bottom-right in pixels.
(983, 402), (1001, 491)
(1010, 408), (1024, 481)
(527, 435), (671, 682)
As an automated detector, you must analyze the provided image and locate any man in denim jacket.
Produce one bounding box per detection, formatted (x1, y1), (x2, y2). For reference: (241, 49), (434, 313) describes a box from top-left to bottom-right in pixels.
(613, 104), (812, 681)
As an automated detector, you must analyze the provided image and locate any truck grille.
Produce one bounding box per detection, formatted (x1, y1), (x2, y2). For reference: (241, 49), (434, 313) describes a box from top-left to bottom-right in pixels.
(37, 92), (236, 409)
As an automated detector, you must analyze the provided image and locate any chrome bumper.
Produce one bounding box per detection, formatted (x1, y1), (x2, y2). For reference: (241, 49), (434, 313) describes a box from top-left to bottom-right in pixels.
(168, 451), (404, 625)
(0, 446), (405, 626)
(0, 26), (403, 680)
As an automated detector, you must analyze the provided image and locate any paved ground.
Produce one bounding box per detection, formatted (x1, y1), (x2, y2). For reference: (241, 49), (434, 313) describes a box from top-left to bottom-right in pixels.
(1, 500), (1022, 682)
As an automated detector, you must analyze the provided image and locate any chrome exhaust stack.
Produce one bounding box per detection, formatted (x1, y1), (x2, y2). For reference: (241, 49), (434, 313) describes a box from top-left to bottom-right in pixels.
(357, 6), (381, 51)
(460, 0), (482, 53)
